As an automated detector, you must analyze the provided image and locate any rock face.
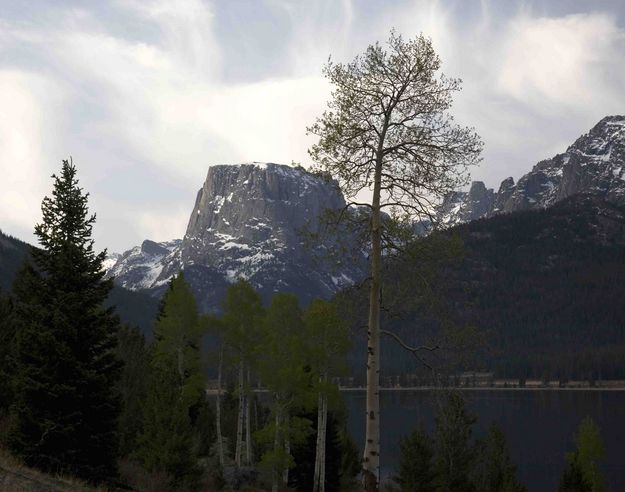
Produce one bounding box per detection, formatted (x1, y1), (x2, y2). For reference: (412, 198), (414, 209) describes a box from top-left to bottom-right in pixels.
(437, 181), (495, 226)
(106, 239), (181, 291)
(438, 115), (625, 225)
(106, 163), (365, 311)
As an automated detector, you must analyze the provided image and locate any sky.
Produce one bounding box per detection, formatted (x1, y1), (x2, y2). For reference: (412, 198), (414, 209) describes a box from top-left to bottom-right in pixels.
(1, 0), (624, 252)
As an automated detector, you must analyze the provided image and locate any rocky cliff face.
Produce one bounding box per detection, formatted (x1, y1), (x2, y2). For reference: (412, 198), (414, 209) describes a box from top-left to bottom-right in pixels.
(106, 163), (365, 311)
(438, 115), (625, 225)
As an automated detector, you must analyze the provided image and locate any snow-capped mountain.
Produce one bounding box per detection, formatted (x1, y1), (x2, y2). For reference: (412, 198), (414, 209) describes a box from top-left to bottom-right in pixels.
(105, 163), (365, 311)
(106, 239), (181, 291)
(437, 115), (625, 226)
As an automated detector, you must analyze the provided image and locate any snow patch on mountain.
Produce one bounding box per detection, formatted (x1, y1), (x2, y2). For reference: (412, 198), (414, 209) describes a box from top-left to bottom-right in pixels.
(437, 115), (625, 226)
(105, 163), (366, 311)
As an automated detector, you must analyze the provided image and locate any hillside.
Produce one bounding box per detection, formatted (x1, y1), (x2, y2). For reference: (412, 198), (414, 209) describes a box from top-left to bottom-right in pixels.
(344, 194), (625, 381)
(0, 230), (158, 337)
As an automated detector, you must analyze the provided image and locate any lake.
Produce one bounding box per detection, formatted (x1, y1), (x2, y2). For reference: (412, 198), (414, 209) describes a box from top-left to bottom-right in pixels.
(343, 389), (625, 492)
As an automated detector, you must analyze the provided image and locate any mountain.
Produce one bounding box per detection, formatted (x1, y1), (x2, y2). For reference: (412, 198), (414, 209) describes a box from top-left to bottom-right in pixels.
(106, 163), (366, 311)
(0, 229), (158, 336)
(438, 115), (625, 226)
(346, 194), (625, 380)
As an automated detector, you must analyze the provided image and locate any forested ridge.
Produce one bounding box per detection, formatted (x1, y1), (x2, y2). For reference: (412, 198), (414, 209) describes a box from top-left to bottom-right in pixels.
(4, 191), (625, 382)
(355, 193), (625, 381)
(0, 229), (159, 336)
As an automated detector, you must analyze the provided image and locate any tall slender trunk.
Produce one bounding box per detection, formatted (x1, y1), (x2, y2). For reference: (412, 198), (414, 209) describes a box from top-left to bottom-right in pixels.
(320, 391), (327, 492)
(272, 408), (281, 492)
(235, 360), (244, 467)
(314, 373), (329, 492)
(245, 368), (253, 465)
(313, 388), (324, 492)
(363, 152), (384, 492)
(215, 345), (225, 468)
(283, 413), (291, 486)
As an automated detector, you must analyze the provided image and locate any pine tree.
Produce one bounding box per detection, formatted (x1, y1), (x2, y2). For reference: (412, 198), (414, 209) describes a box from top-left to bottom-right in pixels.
(390, 429), (436, 492)
(116, 324), (150, 457)
(137, 357), (201, 490)
(0, 288), (15, 413)
(558, 453), (591, 492)
(135, 273), (205, 489)
(472, 425), (526, 492)
(433, 392), (476, 492)
(558, 418), (606, 492)
(9, 159), (121, 482)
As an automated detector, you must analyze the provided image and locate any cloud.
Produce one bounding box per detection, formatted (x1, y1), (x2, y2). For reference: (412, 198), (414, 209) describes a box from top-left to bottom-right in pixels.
(0, 0), (331, 250)
(0, 0), (624, 251)
(497, 12), (625, 111)
(0, 70), (65, 242)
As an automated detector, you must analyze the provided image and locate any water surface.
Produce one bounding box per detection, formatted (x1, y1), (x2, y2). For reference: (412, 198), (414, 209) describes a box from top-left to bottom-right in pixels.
(343, 389), (625, 491)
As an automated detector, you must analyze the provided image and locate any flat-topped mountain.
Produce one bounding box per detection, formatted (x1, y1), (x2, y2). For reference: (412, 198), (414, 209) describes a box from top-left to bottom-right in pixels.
(438, 116), (625, 225)
(106, 163), (365, 311)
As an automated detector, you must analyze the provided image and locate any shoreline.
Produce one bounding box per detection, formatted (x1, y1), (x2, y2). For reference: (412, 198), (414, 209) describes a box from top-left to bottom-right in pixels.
(338, 386), (625, 392)
(206, 385), (625, 395)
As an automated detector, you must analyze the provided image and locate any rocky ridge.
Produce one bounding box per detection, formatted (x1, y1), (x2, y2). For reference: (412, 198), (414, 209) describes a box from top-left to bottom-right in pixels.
(437, 115), (625, 226)
(106, 163), (365, 311)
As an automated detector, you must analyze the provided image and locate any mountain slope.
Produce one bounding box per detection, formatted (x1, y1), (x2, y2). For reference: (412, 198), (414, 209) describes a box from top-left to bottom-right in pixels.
(0, 229), (158, 336)
(344, 194), (625, 380)
(107, 163), (366, 311)
(438, 115), (625, 225)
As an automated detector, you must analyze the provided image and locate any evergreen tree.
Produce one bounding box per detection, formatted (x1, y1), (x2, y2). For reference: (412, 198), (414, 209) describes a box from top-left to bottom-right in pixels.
(390, 429), (436, 492)
(472, 425), (525, 492)
(116, 324), (150, 457)
(558, 453), (591, 492)
(9, 159), (121, 482)
(0, 288), (15, 414)
(152, 273), (205, 409)
(135, 273), (205, 489)
(558, 418), (606, 492)
(137, 357), (201, 490)
(433, 393), (476, 492)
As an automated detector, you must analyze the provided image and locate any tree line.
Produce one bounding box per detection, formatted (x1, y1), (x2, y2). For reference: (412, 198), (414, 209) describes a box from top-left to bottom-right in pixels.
(0, 160), (359, 491)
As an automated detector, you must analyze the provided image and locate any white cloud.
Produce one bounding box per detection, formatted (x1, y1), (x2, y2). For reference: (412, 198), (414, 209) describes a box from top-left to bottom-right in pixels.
(0, 1), (624, 251)
(497, 12), (625, 111)
(0, 70), (65, 242)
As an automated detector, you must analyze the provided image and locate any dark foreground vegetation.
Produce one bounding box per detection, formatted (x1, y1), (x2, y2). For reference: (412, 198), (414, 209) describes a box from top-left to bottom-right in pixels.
(0, 158), (615, 491)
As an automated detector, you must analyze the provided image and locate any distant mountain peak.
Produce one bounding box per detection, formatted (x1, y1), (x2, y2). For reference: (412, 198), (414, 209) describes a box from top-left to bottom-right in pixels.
(105, 162), (364, 311)
(437, 115), (625, 226)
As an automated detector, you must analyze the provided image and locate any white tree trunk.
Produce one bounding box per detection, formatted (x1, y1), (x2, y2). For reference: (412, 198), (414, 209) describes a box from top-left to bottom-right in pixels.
(314, 373), (329, 492)
(235, 361), (244, 467)
(313, 389), (324, 492)
(215, 345), (225, 468)
(319, 394), (328, 492)
(363, 157), (383, 491)
(272, 408), (281, 492)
